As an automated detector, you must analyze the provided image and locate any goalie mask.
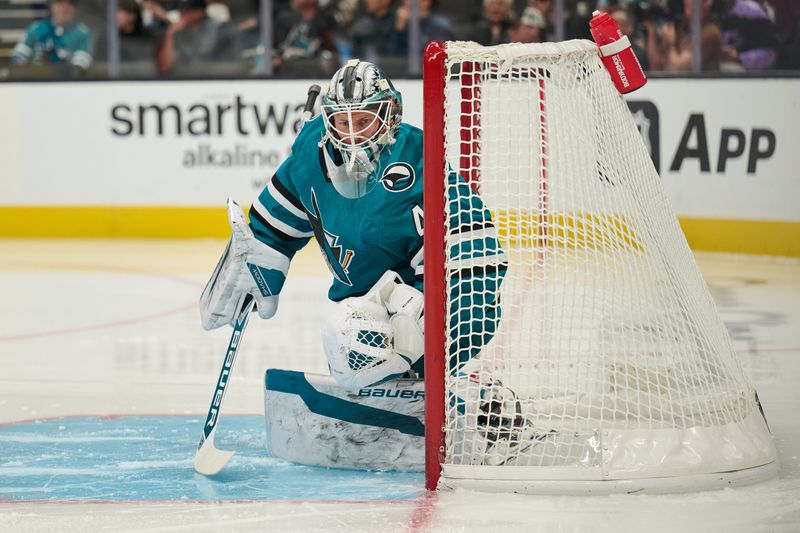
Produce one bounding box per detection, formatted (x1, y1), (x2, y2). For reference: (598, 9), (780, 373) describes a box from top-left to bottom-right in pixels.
(320, 59), (403, 199)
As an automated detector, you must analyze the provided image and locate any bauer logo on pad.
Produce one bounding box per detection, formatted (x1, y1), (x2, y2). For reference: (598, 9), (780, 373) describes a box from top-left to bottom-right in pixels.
(380, 163), (415, 193)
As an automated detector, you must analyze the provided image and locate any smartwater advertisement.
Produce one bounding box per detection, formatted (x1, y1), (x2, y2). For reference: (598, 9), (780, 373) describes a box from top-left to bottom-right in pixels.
(0, 78), (797, 221)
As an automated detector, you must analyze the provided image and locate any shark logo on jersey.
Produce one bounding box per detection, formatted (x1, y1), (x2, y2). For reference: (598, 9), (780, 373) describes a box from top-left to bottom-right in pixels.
(380, 163), (415, 193)
(306, 189), (355, 286)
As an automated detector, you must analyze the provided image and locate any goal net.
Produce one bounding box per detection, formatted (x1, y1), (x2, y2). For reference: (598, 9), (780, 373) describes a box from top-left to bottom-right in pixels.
(422, 40), (777, 494)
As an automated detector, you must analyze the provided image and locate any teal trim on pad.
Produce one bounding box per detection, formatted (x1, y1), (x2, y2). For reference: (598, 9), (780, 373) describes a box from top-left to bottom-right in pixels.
(264, 369), (425, 437)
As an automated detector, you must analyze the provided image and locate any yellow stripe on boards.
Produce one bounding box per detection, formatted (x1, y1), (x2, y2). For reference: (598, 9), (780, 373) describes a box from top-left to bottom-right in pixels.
(493, 211), (644, 253)
(492, 210), (799, 258)
(0, 206), (231, 238)
(0, 207), (798, 258)
(678, 218), (800, 258)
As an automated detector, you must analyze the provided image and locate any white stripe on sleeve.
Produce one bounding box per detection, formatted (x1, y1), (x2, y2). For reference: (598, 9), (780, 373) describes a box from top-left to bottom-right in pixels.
(252, 199), (314, 239)
(448, 252), (508, 271)
(446, 227), (498, 245)
(268, 178), (309, 220)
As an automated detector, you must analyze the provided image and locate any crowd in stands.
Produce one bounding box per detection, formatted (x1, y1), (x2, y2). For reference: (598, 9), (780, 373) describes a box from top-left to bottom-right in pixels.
(4, 0), (799, 79)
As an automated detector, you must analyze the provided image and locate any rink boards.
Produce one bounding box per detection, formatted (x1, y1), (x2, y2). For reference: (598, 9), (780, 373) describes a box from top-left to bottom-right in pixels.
(0, 79), (798, 256)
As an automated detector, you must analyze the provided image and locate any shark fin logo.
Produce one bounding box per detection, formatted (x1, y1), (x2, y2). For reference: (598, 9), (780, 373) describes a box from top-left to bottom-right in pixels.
(380, 163), (415, 193)
(306, 189), (355, 286)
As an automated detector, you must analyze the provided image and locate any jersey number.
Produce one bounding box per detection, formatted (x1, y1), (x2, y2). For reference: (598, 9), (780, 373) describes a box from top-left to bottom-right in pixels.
(412, 205), (424, 237)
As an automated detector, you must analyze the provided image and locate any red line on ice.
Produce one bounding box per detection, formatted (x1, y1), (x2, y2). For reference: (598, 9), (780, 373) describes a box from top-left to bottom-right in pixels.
(0, 302), (196, 342)
(0, 267), (203, 342)
(405, 491), (439, 532)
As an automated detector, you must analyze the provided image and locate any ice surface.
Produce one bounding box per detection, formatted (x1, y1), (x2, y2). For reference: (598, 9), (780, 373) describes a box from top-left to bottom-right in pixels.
(0, 241), (798, 532)
(0, 416), (422, 502)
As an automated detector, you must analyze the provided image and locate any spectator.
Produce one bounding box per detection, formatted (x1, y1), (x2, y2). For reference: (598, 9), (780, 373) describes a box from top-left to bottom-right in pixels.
(610, 6), (650, 71)
(766, 0), (800, 68)
(719, 0), (778, 70)
(349, 0), (397, 61)
(700, 19), (746, 71)
(96, 0), (157, 64)
(274, 0), (338, 71)
(562, 0), (593, 41)
(389, 0), (455, 55)
(332, 0), (361, 30)
(529, 0), (553, 41)
(509, 5), (546, 43)
(524, 0), (592, 43)
(206, 0), (232, 23)
(471, 0), (514, 46)
(235, 0), (264, 51)
(142, 1), (177, 35)
(645, 0), (724, 71)
(11, 0), (94, 76)
(326, 0), (361, 60)
(765, 0), (800, 67)
(156, 0), (242, 76)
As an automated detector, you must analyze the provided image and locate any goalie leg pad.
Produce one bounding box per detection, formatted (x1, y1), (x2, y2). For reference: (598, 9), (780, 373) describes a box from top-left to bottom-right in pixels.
(264, 369), (424, 471)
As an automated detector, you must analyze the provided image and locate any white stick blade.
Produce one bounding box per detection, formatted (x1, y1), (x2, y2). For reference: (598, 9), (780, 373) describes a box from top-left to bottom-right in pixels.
(194, 431), (235, 476)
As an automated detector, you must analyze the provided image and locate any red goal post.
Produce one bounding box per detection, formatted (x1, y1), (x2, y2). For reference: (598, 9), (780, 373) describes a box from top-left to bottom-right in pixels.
(422, 40), (448, 491)
(422, 40), (778, 494)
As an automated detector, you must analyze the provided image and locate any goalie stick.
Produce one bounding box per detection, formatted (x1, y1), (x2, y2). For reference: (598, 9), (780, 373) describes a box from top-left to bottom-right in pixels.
(194, 293), (255, 475)
(193, 84), (321, 476)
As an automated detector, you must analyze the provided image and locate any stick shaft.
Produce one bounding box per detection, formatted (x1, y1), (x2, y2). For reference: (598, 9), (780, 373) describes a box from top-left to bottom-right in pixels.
(197, 293), (255, 449)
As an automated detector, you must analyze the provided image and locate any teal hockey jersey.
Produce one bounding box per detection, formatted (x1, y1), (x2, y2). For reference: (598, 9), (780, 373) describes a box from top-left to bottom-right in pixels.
(12, 19), (94, 70)
(249, 116), (507, 372)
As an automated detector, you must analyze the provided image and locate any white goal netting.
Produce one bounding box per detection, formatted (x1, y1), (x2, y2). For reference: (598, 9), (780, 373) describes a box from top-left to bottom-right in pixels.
(436, 40), (776, 492)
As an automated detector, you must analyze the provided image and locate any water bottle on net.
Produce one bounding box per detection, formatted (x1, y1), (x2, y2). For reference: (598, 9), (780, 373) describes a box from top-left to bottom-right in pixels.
(589, 10), (647, 94)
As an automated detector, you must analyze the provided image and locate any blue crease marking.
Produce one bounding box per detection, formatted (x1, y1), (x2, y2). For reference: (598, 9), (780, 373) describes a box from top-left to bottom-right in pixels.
(0, 415), (423, 502)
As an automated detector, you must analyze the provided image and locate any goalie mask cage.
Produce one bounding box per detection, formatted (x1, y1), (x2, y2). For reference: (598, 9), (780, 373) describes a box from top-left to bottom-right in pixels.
(422, 40), (777, 494)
